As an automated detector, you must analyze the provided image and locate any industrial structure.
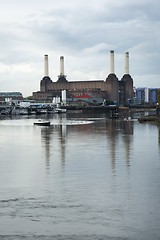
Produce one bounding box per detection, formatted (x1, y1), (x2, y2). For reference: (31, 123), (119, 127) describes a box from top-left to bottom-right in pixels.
(33, 51), (134, 104)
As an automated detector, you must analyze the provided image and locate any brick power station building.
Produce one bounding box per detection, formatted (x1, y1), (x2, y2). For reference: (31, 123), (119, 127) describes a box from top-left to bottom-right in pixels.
(33, 51), (133, 104)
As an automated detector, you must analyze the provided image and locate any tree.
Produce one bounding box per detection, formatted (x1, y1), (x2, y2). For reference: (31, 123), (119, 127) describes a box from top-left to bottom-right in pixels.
(25, 96), (33, 100)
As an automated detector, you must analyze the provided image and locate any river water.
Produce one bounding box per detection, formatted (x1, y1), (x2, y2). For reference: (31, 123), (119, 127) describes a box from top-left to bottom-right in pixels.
(0, 112), (160, 240)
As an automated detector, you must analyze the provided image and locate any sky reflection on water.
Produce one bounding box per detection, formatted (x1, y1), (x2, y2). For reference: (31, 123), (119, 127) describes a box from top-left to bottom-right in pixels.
(0, 113), (160, 240)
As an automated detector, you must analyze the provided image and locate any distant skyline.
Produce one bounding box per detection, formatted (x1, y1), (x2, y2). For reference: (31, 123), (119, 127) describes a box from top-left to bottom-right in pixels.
(0, 0), (159, 97)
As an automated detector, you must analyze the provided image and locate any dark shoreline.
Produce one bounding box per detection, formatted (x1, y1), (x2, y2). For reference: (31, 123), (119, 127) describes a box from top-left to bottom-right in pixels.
(138, 115), (160, 125)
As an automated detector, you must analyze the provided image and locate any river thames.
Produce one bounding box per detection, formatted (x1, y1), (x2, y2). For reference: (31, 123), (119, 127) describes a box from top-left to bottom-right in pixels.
(0, 112), (160, 240)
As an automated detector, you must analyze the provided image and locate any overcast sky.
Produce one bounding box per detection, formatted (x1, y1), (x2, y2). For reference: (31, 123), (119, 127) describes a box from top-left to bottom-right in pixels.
(0, 0), (159, 97)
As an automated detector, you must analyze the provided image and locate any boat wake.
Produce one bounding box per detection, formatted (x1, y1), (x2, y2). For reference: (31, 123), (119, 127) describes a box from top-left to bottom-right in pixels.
(54, 120), (95, 126)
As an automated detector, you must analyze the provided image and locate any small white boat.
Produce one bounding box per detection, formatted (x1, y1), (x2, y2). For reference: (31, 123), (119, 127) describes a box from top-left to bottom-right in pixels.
(20, 108), (28, 115)
(34, 119), (51, 126)
(55, 108), (67, 113)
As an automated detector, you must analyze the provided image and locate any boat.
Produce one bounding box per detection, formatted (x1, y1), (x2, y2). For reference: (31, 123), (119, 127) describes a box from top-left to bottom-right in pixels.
(34, 119), (51, 126)
(36, 107), (48, 115)
(55, 108), (67, 113)
(20, 107), (29, 115)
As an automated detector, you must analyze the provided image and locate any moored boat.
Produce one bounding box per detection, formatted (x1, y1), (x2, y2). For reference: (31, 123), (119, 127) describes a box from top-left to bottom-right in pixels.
(34, 119), (51, 126)
(55, 108), (67, 113)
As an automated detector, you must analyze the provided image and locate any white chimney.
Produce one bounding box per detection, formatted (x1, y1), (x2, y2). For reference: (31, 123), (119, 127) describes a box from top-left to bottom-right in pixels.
(60, 56), (64, 75)
(62, 90), (66, 104)
(44, 55), (49, 76)
(145, 88), (149, 103)
(125, 52), (129, 74)
(110, 50), (114, 74)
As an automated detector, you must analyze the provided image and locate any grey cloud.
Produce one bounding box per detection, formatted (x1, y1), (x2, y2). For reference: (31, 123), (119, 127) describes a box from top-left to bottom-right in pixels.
(33, 1), (159, 52)
(0, 0), (160, 96)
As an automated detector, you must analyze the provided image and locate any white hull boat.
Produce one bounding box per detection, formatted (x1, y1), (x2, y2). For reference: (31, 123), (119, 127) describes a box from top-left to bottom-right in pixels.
(34, 119), (51, 126)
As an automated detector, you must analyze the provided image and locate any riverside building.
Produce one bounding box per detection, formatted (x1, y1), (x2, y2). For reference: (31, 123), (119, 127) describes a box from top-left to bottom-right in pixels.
(0, 92), (23, 102)
(33, 51), (134, 104)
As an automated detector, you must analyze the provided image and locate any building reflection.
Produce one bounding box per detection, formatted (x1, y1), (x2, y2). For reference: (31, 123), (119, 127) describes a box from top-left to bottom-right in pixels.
(107, 120), (118, 171)
(59, 124), (67, 166)
(40, 114), (134, 173)
(106, 119), (133, 172)
(40, 115), (67, 169)
(121, 120), (133, 169)
(40, 126), (54, 170)
(158, 127), (160, 147)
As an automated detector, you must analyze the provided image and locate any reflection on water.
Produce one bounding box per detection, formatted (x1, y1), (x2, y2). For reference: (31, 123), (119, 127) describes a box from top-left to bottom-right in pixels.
(40, 115), (134, 175)
(41, 117), (68, 169)
(0, 113), (160, 240)
(105, 120), (133, 172)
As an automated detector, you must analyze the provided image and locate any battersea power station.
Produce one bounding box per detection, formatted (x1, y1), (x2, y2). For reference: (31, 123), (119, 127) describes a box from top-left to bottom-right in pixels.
(33, 51), (133, 104)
